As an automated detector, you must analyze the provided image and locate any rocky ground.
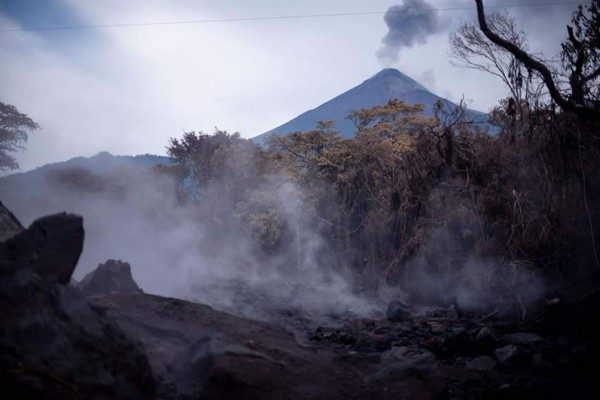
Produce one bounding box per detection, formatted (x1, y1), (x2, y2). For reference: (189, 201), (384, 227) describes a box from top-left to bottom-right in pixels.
(85, 274), (600, 399)
(1, 203), (599, 399)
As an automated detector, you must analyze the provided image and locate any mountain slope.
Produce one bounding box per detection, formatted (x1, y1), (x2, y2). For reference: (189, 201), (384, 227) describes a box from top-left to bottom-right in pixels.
(253, 69), (488, 144)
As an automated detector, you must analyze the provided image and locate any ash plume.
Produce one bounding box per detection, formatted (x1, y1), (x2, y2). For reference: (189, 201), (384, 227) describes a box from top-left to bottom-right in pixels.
(377, 0), (442, 64)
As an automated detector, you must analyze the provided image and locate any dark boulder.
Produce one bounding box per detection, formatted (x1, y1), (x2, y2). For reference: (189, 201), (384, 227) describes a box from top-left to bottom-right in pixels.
(79, 259), (142, 295)
(494, 344), (520, 365)
(0, 210), (156, 399)
(0, 212), (84, 284)
(0, 200), (24, 241)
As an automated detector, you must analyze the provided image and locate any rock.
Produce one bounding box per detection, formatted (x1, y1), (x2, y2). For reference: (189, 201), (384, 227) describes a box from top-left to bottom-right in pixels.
(386, 300), (411, 322)
(466, 355), (497, 371)
(79, 259), (142, 295)
(0, 209), (155, 399)
(0, 200), (24, 241)
(495, 344), (519, 365)
(502, 332), (543, 345)
(476, 326), (495, 341)
(0, 213), (84, 284)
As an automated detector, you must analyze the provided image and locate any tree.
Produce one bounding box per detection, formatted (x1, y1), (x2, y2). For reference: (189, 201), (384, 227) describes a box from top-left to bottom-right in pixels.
(473, 0), (600, 119)
(266, 121), (339, 181)
(0, 102), (39, 171)
(450, 12), (543, 117)
(347, 99), (435, 139)
(166, 129), (262, 202)
(560, 0), (600, 107)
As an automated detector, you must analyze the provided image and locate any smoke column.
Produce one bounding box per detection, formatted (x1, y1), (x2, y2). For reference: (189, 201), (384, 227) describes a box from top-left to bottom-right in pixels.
(377, 0), (442, 64)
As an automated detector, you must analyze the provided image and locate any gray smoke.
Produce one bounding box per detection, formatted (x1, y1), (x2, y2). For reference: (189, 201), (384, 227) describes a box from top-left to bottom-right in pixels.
(377, 0), (442, 64)
(0, 162), (380, 325)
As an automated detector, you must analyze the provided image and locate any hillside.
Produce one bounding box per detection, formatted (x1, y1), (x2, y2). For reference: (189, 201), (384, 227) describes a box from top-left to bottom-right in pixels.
(0, 151), (171, 199)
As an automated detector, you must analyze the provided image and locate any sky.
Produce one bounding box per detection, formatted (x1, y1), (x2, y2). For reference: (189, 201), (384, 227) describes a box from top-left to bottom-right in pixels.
(0, 0), (584, 172)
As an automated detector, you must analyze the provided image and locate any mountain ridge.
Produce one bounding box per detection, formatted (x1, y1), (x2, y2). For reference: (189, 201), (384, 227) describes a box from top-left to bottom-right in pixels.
(0, 152), (171, 200)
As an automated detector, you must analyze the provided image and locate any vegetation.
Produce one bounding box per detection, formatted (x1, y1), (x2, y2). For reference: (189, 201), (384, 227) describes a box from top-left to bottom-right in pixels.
(0, 102), (39, 171)
(155, 2), (600, 304)
(161, 110), (595, 299)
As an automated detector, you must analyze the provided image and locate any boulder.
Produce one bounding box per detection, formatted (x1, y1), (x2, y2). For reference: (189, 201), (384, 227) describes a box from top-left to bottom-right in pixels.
(79, 259), (142, 295)
(0, 200), (24, 241)
(0, 210), (156, 399)
(0, 212), (84, 284)
(495, 344), (520, 365)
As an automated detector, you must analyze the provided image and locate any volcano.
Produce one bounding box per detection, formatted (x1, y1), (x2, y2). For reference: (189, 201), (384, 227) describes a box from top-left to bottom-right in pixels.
(253, 68), (488, 144)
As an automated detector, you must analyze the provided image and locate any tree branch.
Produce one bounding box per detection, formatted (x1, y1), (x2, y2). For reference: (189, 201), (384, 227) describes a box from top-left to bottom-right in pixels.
(475, 0), (598, 117)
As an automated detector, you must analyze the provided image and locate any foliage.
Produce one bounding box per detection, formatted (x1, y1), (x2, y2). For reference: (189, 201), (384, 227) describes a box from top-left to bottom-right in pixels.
(167, 129), (262, 202)
(0, 102), (39, 171)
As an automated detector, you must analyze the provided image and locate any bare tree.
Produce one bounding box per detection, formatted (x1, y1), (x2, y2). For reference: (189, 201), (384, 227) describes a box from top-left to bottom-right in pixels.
(450, 12), (543, 112)
(560, 1), (600, 107)
(474, 0), (600, 120)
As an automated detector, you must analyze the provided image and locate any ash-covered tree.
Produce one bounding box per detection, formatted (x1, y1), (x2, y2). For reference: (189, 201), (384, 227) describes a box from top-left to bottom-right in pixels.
(166, 129), (262, 201)
(268, 100), (443, 286)
(0, 102), (39, 171)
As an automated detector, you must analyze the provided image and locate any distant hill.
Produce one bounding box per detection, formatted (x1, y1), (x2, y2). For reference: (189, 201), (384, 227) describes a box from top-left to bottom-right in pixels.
(0, 152), (171, 199)
(253, 68), (488, 145)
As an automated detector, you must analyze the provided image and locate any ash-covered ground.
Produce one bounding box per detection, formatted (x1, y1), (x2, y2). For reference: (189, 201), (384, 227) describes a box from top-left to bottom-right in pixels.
(2, 203), (600, 399)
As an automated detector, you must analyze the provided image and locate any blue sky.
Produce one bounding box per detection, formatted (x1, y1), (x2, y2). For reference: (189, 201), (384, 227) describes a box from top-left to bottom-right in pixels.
(0, 0), (580, 171)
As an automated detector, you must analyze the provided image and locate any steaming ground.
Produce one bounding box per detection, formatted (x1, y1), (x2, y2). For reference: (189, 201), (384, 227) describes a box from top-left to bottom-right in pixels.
(0, 165), (384, 323)
(0, 164), (545, 324)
